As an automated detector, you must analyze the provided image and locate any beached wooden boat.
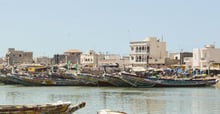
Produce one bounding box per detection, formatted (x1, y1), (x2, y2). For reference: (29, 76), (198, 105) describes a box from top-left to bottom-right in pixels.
(0, 101), (86, 114)
(121, 72), (218, 87)
(120, 72), (155, 87)
(144, 78), (219, 87)
(6, 75), (86, 86)
(121, 72), (219, 87)
(0, 74), (18, 84)
(77, 73), (99, 86)
(77, 73), (114, 87)
(103, 73), (131, 87)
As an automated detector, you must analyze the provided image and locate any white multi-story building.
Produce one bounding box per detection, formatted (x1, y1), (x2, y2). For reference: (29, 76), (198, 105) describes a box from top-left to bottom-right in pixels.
(129, 37), (167, 67)
(193, 44), (220, 70)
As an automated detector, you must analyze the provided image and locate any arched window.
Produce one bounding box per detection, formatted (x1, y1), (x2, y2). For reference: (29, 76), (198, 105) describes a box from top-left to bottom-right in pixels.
(147, 46), (150, 53)
(139, 56), (141, 62)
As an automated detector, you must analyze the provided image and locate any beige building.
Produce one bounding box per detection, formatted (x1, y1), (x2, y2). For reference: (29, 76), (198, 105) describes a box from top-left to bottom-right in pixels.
(167, 52), (193, 68)
(80, 50), (97, 67)
(184, 57), (193, 70)
(64, 49), (82, 64)
(98, 54), (130, 69)
(129, 37), (167, 67)
(35, 56), (52, 66)
(6, 48), (33, 65)
(193, 44), (220, 70)
(0, 57), (3, 64)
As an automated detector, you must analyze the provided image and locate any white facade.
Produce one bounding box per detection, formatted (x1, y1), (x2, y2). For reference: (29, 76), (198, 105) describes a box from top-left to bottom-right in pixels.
(193, 44), (220, 70)
(129, 37), (167, 67)
(80, 50), (95, 66)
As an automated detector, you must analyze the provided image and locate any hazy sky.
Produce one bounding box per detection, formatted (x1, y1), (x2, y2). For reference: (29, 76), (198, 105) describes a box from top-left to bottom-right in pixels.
(0, 0), (220, 57)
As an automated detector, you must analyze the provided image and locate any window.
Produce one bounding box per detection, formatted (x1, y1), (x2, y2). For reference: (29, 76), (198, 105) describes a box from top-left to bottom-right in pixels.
(136, 56), (138, 62)
(131, 56), (134, 60)
(139, 56), (141, 62)
(147, 46), (150, 53)
(139, 47), (141, 52)
(136, 47), (138, 52)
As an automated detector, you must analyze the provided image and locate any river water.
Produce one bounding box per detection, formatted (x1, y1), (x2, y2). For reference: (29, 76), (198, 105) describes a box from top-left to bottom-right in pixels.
(0, 84), (220, 114)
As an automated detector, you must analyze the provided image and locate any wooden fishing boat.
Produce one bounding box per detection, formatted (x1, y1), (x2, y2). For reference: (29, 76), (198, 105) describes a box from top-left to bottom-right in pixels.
(121, 72), (219, 87)
(6, 75), (86, 86)
(0, 74), (18, 84)
(120, 72), (156, 87)
(103, 73), (132, 87)
(77, 73), (98, 86)
(77, 73), (114, 87)
(144, 78), (219, 87)
(0, 101), (86, 114)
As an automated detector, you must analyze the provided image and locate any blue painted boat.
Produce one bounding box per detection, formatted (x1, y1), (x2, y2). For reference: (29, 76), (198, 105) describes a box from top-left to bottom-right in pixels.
(144, 78), (219, 87)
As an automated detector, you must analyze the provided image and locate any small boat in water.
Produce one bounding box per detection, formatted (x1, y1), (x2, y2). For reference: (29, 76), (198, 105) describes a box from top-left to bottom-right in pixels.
(144, 77), (219, 87)
(6, 74), (86, 86)
(0, 101), (86, 114)
(120, 71), (219, 87)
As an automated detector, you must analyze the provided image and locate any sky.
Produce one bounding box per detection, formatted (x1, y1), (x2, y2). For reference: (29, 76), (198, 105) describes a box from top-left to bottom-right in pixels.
(0, 0), (220, 57)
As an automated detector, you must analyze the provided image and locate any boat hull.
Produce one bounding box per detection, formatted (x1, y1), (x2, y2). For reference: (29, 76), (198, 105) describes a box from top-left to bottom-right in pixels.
(144, 78), (219, 87)
(120, 73), (155, 87)
(0, 101), (86, 114)
(104, 74), (132, 87)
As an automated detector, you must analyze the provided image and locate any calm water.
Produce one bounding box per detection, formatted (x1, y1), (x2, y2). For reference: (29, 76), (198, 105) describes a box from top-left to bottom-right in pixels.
(0, 84), (220, 114)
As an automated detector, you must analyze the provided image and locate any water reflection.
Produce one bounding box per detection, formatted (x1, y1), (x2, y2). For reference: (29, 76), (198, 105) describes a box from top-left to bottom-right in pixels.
(0, 86), (220, 114)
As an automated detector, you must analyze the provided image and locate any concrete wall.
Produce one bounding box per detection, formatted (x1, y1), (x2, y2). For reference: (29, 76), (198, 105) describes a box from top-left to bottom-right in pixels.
(6, 48), (33, 65)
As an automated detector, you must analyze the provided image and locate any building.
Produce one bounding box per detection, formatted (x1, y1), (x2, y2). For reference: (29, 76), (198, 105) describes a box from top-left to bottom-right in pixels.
(6, 48), (33, 65)
(97, 54), (129, 69)
(80, 50), (97, 67)
(167, 52), (193, 65)
(184, 57), (193, 70)
(64, 49), (82, 64)
(52, 54), (66, 65)
(193, 44), (220, 70)
(129, 37), (167, 68)
(35, 56), (52, 66)
(0, 57), (3, 64)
